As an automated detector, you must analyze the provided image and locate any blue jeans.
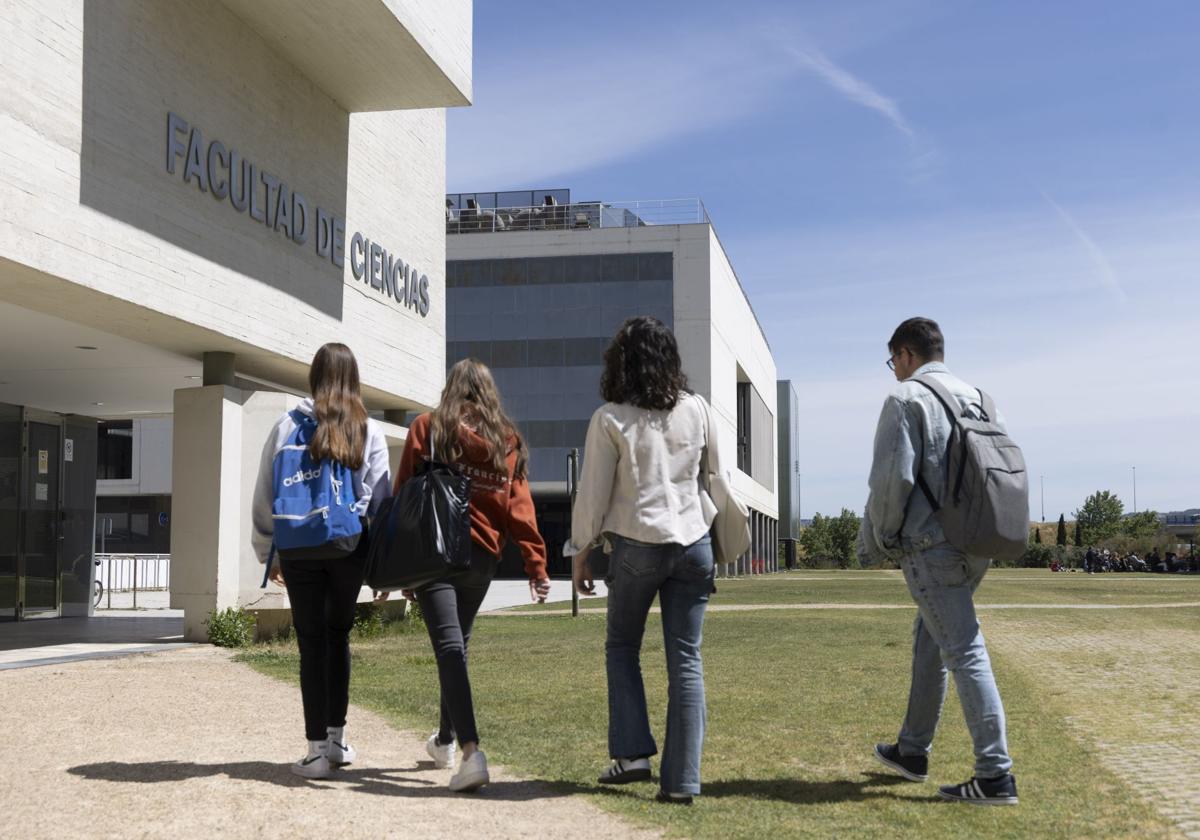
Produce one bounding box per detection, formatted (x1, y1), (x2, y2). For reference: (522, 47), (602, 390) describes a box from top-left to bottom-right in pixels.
(898, 547), (1013, 778)
(606, 533), (714, 796)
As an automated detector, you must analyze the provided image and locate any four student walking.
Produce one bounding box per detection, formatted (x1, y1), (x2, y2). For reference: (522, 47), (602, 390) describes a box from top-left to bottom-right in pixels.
(254, 316), (1024, 807)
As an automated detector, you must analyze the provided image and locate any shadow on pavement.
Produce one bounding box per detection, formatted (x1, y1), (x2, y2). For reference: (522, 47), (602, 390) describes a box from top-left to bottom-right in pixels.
(67, 761), (591, 801)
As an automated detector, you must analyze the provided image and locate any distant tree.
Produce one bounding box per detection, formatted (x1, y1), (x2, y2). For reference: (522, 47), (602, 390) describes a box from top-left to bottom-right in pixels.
(1034, 527), (1042, 544)
(1075, 491), (1125, 544)
(1122, 510), (1161, 539)
(1056, 514), (1068, 546)
(1074, 520), (1083, 547)
(800, 509), (863, 569)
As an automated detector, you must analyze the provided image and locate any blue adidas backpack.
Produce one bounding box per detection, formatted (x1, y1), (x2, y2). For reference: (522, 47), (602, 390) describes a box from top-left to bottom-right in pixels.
(263, 409), (362, 584)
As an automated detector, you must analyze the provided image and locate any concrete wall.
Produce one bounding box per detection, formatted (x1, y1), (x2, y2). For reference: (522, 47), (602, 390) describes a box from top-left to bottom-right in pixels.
(702, 229), (778, 519)
(0, 0), (450, 409)
(171, 386), (407, 640)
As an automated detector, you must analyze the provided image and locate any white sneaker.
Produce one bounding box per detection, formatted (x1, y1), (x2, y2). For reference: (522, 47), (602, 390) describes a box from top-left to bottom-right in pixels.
(290, 741), (332, 779)
(448, 750), (489, 792)
(426, 732), (457, 769)
(327, 731), (357, 767)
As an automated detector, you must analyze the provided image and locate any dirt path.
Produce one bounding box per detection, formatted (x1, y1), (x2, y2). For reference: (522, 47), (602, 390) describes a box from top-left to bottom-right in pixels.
(0, 647), (657, 840)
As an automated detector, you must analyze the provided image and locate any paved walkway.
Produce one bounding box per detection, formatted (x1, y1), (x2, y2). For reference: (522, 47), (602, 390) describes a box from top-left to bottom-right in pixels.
(0, 646), (655, 840)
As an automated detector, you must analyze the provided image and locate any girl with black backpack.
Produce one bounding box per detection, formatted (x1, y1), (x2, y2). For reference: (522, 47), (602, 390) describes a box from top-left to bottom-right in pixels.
(380, 358), (549, 792)
(251, 343), (392, 778)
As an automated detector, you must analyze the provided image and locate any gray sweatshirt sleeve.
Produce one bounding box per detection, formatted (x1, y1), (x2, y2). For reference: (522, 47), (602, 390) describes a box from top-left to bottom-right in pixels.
(251, 417), (289, 567)
(353, 420), (392, 519)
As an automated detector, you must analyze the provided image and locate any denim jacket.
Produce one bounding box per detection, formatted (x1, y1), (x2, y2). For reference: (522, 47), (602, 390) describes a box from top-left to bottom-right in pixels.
(857, 362), (1004, 565)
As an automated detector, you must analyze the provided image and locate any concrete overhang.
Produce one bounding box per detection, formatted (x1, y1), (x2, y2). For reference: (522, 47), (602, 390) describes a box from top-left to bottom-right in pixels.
(219, 0), (472, 112)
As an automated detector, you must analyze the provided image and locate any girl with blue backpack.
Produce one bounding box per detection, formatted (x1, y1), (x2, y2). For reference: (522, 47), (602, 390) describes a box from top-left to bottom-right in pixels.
(251, 343), (392, 779)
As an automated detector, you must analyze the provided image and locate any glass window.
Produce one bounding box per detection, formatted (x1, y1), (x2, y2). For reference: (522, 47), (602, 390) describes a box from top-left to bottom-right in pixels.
(565, 337), (610, 367)
(601, 254), (638, 283)
(497, 191), (534, 210)
(527, 257), (565, 285)
(638, 252), (673, 283)
(490, 340), (528, 368)
(565, 255), (602, 284)
(97, 420), (133, 480)
(528, 338), (565, 367)
(493, 258), (527, 286)
(445, 261), (460, 288)
(457, 259), (492, 288)
(736, 383), (751, 474)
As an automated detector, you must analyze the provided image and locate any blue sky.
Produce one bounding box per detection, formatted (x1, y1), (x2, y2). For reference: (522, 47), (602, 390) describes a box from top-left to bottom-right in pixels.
(447, 0), (1200, 521)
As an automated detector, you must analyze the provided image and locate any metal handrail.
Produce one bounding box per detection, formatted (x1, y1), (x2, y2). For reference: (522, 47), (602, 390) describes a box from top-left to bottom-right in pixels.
(447, 198), (709, 234)
(95, 554), (171, 610)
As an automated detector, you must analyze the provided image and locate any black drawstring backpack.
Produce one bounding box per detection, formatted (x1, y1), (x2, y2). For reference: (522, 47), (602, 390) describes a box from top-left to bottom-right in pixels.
(365, 429), (472, 591)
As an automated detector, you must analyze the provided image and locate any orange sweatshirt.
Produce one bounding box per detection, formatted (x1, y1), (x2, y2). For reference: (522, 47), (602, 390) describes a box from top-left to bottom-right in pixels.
(395, 413), (547, 580)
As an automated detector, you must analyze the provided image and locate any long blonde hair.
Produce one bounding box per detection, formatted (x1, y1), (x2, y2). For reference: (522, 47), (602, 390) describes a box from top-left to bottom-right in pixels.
(308, 343), (368, 470)
(431, 359), (527, 479)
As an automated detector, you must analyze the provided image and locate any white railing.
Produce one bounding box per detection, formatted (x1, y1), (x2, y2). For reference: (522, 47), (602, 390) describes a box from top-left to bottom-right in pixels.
(95, 554), (170, 609)
(447, 198), (709, 234)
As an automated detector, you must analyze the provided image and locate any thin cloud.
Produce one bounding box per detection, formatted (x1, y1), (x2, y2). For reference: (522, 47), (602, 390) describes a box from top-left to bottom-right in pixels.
(786, 44), (914, 139)
(1039, 191), (1128, 304)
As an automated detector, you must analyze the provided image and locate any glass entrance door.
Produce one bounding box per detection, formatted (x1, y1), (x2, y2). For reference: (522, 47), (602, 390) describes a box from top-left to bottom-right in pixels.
(20, 420), (61, 617)
(0, 404), (19, 620)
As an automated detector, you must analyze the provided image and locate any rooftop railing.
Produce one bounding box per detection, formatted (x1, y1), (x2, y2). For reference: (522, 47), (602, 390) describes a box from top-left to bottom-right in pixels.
(446, 198), (709, 234)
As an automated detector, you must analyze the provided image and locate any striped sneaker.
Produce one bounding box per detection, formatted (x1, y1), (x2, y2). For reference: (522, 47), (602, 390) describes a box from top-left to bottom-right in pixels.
(938, 774), (1018, 806)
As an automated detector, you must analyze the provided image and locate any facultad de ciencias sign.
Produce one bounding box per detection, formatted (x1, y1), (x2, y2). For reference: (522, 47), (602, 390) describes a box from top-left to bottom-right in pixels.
(165, 112), (430, 317)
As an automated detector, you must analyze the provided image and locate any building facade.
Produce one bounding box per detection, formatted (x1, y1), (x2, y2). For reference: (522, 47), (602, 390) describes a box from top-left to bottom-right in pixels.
(445, 191), (787, 576)
(0, 0), (472, 638)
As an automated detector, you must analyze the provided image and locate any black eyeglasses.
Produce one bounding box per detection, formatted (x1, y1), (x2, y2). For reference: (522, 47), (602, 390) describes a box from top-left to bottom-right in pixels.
(886, 356), (896, 371)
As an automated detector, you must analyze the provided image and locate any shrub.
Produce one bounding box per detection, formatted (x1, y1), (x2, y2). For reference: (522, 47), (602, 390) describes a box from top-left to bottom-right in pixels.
(206, 607), (256, 648)
(353, 603), (386, 639)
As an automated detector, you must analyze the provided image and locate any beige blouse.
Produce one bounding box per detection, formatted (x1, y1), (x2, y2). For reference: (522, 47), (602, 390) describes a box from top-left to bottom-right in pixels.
(567, 392), (722, 554)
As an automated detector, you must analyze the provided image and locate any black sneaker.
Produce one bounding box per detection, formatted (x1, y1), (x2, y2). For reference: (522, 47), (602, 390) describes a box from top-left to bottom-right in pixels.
(598, 758), (652, 785)
(938, 774), (1019, 806)
(873, 743), (928, 782)
(655, 791), (693, 806)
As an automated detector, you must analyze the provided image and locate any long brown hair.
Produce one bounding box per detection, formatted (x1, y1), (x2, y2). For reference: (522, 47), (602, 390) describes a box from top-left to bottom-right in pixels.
(308, 343), (368, 470)
(431, 359), (527, 479)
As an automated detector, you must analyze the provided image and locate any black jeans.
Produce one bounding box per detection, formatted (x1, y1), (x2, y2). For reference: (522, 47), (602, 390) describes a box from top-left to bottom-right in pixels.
(280, 553), (366, 741)
(415, 545), (497, 747)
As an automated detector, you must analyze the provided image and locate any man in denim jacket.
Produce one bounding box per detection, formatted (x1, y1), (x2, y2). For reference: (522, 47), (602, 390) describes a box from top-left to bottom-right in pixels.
(859, 317), (1019, 806)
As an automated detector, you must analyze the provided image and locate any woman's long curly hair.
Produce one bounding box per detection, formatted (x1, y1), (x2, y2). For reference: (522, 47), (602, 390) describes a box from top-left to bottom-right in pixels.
(431, 358), (528, 479)
(308, 343), (368, 470)
(600, 316), (689, 411)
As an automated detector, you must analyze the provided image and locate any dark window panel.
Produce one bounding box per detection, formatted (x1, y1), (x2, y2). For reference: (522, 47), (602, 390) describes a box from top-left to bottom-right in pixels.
(566, 255), (602, 284)
(97, 420), (133, 481)
(637, 252), (673, 283)
(492, 258), (528, 286)
(458, 259), (492, 288)
(446, 260), (461, 287)
(490, 340), (528, 368)
(527, 256), (565, 285)
(561, 336), (606, 367)
(528, 338), (566, 367)
(602, 253), (638, 283)
(563, 420), (592, 447)
(524, 420), (566, 448)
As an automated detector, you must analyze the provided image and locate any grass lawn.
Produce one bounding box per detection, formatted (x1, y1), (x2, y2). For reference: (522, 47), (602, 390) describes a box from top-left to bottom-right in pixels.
(509, 568), (1200, 612)
(239, 570), (1194, 838)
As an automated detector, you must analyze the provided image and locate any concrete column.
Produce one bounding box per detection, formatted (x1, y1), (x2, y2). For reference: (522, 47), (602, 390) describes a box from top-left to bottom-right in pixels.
(170, 385), (246, 641)
(202, 352), (236, 387)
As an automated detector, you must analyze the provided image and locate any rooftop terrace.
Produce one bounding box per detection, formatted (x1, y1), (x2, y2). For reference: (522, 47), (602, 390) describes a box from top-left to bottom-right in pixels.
(446, 189), (709, 234)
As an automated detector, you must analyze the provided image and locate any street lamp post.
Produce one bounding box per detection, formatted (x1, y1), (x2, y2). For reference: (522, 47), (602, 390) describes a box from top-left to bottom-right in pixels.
(1040, 475), (1045, 523)
(1132, 466), (1137, 514)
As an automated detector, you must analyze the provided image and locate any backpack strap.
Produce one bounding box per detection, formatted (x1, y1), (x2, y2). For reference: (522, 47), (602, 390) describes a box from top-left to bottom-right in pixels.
(911, 374), (964, 510)
(261, 542), (275, 588)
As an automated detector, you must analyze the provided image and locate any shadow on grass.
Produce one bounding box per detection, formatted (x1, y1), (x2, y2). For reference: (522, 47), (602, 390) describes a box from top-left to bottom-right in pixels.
(580, 772), (924, 806)
(701, 773), (922, 804)
(67, 761), (592, 801)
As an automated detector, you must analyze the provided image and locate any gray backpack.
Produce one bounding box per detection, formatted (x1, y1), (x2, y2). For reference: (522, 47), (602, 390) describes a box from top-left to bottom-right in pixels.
(913, 375), (1029, 561)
